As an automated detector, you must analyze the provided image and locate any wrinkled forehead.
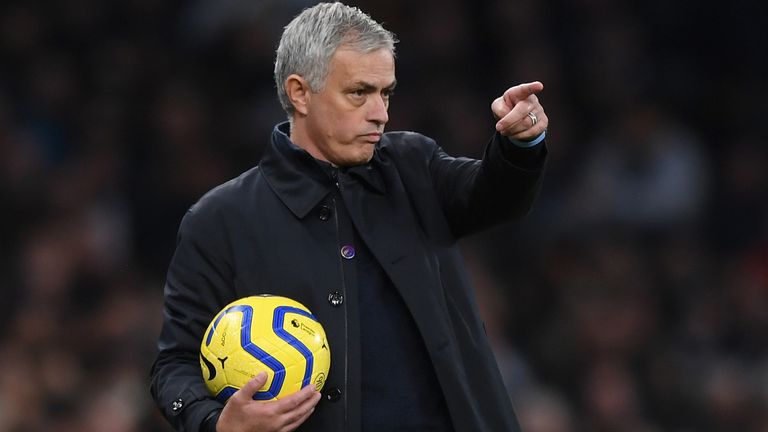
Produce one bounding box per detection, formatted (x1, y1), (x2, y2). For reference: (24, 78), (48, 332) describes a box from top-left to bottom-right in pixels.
(326, 47), (396, 86)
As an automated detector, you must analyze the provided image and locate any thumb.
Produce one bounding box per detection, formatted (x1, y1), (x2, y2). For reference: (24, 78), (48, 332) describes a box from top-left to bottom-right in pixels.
(235, 371), (268, 402)
(491, 96), (511, 120)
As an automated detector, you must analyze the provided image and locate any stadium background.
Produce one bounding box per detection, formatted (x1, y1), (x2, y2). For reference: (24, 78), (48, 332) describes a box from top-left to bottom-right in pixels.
(0, 0), (765, 431)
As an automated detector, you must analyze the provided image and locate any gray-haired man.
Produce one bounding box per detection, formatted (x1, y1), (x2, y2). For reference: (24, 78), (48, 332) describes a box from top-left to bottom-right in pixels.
(150, 2), (548, 431)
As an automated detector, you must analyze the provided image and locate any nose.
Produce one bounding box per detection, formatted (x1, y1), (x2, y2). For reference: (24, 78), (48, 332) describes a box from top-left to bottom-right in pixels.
(367, 95), (389, 127)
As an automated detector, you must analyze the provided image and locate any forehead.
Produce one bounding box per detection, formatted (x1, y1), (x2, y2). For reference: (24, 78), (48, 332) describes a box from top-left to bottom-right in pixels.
(326, 47), (395, 85)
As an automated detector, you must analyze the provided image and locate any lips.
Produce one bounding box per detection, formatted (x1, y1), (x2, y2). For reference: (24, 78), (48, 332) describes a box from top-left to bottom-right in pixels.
(361, 132), (382, 142)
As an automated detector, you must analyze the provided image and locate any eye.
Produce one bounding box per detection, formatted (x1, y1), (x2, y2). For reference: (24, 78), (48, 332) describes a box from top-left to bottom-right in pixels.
(351, 89), (365, 98)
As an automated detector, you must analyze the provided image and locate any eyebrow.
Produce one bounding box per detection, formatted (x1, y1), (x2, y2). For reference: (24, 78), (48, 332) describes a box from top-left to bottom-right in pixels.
(349, 79), (397, 92)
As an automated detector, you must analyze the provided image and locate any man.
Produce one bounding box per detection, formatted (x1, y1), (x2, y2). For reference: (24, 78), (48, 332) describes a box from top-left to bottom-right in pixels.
(150, 2), (548, 431)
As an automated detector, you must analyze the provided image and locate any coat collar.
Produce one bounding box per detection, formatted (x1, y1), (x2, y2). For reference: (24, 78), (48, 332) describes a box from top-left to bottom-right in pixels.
(259, 122), (386, 219)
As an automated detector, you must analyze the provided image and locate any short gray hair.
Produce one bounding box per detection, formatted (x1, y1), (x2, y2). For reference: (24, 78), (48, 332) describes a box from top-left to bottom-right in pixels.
(274, 2), (397, 117)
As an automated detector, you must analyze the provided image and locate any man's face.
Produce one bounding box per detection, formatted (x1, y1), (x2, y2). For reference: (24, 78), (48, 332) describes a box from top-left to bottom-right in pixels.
(300, 47), (396, 166)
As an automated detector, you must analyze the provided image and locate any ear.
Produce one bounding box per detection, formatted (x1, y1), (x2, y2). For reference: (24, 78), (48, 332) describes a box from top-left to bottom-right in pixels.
(285, 74), (311, 116)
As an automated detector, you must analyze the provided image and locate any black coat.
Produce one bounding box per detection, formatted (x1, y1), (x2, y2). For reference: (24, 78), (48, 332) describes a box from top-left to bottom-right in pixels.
(150, 122), (547, 431)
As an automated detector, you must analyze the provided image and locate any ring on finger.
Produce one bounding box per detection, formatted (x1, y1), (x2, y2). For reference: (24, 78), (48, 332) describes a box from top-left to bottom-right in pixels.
(527, 111), (538, 127)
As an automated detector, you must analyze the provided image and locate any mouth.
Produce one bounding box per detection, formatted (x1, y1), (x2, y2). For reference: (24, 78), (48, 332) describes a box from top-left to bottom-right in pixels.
(361, 132), (382, 142)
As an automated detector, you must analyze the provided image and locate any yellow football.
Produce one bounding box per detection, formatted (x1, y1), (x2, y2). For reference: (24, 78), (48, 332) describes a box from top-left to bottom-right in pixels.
(199, 295), (330, 401)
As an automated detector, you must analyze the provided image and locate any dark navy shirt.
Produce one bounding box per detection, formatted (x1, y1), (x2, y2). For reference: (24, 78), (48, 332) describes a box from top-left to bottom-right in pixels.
(352, 227), (455, 431)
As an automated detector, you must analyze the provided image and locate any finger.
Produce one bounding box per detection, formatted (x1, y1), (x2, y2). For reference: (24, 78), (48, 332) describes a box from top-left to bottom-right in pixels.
(494, 91), (538, 121)
(281, 390), (321, 431)
(491, 96), (511, 120)
(511, 111), (548, 141)
(273, 383), (318, 414)
(495, 99), (536, 132)
(503, 81), (544, 106)
(282, 407), (316, 432)
(234, 371), (268, 402)
(500, 102), (546, 138)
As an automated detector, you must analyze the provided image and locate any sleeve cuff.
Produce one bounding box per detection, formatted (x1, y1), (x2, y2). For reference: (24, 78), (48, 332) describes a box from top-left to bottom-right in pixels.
(509, 130), (547, 148)
(201, 408), (222, 432)
(490, 130), (547, 173)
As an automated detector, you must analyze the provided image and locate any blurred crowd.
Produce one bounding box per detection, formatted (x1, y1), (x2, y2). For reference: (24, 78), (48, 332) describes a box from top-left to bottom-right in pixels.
(0, 0), (765, 431)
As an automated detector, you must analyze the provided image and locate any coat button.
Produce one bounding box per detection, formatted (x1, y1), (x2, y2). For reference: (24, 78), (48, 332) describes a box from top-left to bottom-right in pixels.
(325, 387), (342, 402)
(328, 291), (344, 306)
(171, 398), (184, 412)
(340, 245), (356, 259)
(318, 206), (331, 221)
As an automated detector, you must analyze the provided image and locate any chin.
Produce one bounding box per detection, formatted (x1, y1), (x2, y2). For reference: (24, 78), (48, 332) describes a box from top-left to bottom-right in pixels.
(333, 146), (375, 167)
(356, 148), (376, 164)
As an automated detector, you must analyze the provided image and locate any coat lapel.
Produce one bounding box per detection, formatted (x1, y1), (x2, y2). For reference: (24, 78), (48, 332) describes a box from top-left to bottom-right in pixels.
(339, 156), (492, 429)
(338, 157), (454, 353)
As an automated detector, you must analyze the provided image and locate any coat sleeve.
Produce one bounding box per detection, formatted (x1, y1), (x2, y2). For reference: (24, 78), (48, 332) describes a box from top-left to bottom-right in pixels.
(428, 131), (547, 238)
(149, 202), (236, 431)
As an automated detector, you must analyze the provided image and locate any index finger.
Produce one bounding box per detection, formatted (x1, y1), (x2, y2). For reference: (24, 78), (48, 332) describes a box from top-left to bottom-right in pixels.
(503, 81), (544, 105)
(272, 384), (319, 414)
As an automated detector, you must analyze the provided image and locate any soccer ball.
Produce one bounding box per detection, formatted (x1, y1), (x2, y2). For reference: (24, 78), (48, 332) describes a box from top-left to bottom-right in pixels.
(199, 295), (330, 402)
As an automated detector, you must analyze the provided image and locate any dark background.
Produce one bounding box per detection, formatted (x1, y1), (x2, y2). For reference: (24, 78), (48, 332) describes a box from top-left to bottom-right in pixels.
(1, 0), (766, 431)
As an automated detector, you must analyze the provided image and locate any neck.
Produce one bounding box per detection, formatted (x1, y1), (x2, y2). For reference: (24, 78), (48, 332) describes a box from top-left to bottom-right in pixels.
(289, 116), (329, 164)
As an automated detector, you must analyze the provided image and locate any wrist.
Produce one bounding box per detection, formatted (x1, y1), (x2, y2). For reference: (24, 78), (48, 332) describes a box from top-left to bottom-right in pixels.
(509, 129), (546, 148)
